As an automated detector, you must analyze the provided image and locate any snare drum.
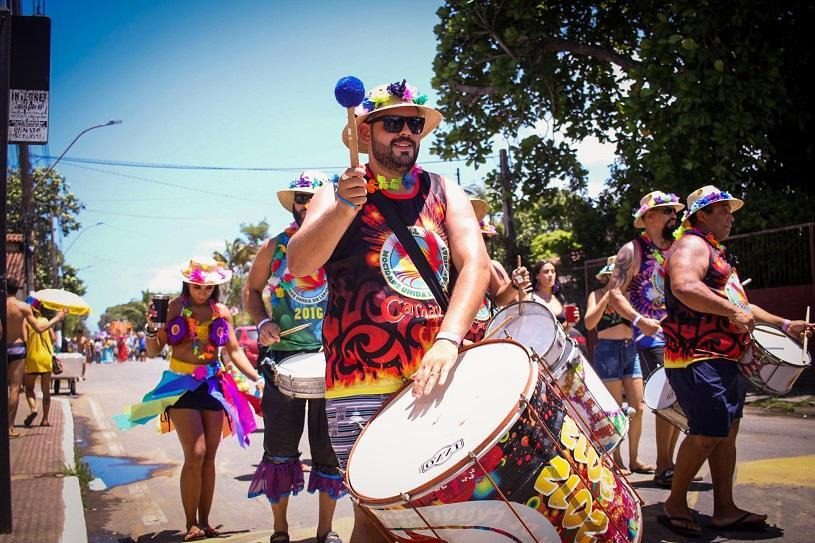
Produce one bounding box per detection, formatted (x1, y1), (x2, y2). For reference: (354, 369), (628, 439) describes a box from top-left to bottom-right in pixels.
(554, 350), (630, 452)
(485, 301), (570, 373)
(643, 367), (688, 433)
(739, 324), (811, 395)
(272, 352), (326, 399)
(346, 340), (641, 543)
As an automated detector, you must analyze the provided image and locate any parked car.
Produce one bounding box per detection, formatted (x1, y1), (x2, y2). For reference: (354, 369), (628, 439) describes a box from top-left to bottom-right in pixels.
(225, 325), (259, 366)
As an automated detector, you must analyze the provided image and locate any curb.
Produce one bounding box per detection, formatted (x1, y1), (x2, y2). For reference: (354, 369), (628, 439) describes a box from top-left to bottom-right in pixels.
(56, 398), (88, 543)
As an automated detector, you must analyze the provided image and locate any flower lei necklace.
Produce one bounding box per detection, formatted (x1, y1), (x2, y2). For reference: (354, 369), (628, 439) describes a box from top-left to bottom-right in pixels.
(361, 165), (423, 194)
(166, 296), (230, 361)
(641, 232), (670, 266)
(675, 226), (726, 252)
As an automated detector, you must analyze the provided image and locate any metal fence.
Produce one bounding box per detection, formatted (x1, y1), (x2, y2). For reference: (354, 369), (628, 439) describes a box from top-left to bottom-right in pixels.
(555, 223), (815, 330)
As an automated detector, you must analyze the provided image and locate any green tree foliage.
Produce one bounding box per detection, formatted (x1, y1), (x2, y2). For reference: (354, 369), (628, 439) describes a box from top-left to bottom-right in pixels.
(433, 0), (815, 261)
(211, 221), (271, 322)
(6, 167), (86, 291)
(98, 300), (147, 332)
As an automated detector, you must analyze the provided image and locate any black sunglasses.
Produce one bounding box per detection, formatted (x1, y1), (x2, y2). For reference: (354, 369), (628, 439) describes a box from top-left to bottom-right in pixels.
(366, 115), (425, 134)
(294, 193), (313, 205)
(656, 207), (677, 216)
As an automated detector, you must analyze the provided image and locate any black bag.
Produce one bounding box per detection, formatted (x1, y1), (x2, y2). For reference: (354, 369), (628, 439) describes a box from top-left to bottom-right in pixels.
(51, 356), (64, 375)
(45, 339), (63, 374)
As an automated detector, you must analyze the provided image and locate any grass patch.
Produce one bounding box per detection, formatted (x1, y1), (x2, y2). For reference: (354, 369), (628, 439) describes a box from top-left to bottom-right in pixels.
(750, 397), (815, 415)
(61, 448), (93, 491)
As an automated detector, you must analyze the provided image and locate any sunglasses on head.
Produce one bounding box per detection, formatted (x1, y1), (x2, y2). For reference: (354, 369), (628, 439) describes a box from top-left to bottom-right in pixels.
(366, 115), (425, 134)
(294, 193), (313, 205)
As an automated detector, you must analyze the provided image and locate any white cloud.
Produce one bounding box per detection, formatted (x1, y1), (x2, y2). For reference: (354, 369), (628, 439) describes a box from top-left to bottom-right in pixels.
(146, 264), (185, 293)
(576, 135), (616, 168)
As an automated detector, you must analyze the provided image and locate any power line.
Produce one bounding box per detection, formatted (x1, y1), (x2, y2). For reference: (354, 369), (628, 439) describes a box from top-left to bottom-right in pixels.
(30, 153), (499, 172)
(60, 162), (266, 203)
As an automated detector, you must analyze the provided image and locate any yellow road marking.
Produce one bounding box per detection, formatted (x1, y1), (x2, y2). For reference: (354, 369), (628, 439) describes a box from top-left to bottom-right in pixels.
(736, 455), (815, 487)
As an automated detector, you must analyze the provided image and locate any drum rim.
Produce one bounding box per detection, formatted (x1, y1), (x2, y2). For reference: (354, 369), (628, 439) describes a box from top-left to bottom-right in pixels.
(751, 324), (812, 367)
(345, 338), (538, 507)
(485, 300), (562, 356)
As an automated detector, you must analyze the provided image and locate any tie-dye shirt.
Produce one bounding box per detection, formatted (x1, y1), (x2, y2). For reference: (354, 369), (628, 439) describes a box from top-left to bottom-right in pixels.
(323, 168), (451, 399)
(662, 228), (751, 369)
(263, 223), (327, 352)
(629, 234), (670, 349)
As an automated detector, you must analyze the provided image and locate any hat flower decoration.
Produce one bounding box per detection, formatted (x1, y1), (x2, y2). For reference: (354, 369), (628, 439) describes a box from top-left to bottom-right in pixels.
(342, 78), (442, 154)
(632, 191), (684, 228)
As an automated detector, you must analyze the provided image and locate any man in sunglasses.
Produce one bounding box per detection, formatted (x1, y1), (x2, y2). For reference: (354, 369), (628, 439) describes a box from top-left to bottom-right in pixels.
(607, 190), (686, 484)
(287, 80), (489, 543)
(244, 172), (345, 543)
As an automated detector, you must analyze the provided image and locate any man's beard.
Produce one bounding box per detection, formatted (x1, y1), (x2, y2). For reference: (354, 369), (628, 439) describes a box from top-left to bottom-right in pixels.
(292, 207), (306, 226)
(371, 136), (417, 174)
(662, 219), (679, 241)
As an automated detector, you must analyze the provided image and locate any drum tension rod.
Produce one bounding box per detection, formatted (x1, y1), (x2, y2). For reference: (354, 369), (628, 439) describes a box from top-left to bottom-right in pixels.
(466, 451), (542, 542)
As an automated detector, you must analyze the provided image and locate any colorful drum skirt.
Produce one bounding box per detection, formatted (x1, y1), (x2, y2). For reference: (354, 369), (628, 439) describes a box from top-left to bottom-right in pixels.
(114, 358), (257, 447)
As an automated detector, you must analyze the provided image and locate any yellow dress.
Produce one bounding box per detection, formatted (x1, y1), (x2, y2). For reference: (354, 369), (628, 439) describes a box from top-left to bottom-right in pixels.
(25, 318), (54, 374)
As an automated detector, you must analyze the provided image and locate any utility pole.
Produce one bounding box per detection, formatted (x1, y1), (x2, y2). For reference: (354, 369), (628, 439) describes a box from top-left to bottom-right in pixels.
(11, 0), (35, 294)
(1, 6), (13, 534)
(456, 167), (460, 185)
(499, 149), (517, 261)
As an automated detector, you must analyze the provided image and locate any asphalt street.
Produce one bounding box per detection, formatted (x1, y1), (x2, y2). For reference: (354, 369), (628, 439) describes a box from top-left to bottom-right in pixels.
(70, 358), (815, 543)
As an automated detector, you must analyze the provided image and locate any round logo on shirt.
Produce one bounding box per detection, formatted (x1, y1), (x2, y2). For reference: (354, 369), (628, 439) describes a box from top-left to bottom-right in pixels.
(380, 226), (450, 301)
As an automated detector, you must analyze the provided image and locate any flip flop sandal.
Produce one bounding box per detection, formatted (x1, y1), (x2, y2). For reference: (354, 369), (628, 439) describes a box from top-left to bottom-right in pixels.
(630, 463), (656, 474)
(654, 468), (674, 488)
(269, 532), (290, 543)
(658, 514), (701, 538)
(183, 526), (207, 541)
(23, 412), (38, 427)
(204, 525), (221, 537)
(710, 512), (768, 532)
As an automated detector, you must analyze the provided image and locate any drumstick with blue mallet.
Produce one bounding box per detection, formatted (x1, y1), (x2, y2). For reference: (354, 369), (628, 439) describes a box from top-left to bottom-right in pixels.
(334, 76), (366, 168)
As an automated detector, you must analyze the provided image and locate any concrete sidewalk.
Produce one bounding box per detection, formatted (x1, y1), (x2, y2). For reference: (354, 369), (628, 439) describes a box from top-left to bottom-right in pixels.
(1, 396), (87, 543)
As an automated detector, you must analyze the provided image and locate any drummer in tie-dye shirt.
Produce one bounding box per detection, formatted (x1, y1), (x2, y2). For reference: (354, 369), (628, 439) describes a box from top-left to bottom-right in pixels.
(660, 185), (813, 537)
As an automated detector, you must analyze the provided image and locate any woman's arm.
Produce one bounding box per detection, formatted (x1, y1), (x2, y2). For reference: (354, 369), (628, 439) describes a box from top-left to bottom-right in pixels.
(584, 289), (607, 331)
(220, 306), (260, 382)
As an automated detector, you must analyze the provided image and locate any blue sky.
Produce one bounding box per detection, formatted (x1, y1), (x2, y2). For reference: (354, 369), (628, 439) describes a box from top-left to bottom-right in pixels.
(13, 0), (614, 330)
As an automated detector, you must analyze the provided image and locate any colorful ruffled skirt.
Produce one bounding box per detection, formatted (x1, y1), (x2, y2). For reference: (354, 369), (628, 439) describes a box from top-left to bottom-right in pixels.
(114, 358), (257, 447)
(247, 454), (346, 504)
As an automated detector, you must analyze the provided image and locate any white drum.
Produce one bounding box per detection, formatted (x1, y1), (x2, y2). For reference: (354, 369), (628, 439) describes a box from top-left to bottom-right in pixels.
(643, 367), (688, 433)
(272, 352), (326, 399)
(739, 324), (811, 395)
(346, 340), (642, 543)
(555, 349), (630, 452)
(485, 301), (569, 373)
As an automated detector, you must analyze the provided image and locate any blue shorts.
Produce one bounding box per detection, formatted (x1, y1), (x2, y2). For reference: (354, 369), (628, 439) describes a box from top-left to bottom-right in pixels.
(666, 358), (747, 438)
(593, 339), (642, 381)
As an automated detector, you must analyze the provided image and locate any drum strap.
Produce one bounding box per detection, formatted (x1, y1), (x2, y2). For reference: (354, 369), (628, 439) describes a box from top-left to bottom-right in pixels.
(368, 183), (450, 312)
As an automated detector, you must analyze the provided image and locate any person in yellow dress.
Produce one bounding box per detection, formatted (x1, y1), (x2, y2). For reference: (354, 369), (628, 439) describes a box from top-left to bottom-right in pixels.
(23, 298), (57, 427)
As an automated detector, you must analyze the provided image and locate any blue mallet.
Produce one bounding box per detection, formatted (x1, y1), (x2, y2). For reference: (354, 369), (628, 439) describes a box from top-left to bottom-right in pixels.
(334, 76), (365, 167)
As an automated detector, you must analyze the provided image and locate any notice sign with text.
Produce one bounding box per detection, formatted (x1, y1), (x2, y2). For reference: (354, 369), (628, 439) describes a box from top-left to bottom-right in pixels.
(9, 89), (49, 144)
(9, 15), (52, 144)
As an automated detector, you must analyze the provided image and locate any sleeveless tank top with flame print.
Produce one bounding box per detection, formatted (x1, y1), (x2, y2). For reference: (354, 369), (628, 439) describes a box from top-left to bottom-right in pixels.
(322, 169), (452, 399)
(662, 229), (751, 369)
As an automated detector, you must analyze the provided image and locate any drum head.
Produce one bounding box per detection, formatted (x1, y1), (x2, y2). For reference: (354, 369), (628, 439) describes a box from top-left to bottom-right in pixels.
(485, 301), (558, 357)
(753, 325), (811, 367)
(346, 340), (537, 505)
(276, 352), (326, 378)
(644, 367), (676, 410)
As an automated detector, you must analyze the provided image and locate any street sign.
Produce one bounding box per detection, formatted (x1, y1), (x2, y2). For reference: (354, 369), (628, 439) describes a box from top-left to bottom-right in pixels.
(9, 15), (50, 144)
(9, 88), (48, 143)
